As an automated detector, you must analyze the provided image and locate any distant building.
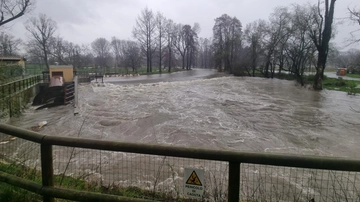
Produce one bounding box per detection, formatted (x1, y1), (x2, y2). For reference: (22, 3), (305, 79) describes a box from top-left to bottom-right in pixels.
(0, 56), (26, 75)
(49, 65), (74, 83)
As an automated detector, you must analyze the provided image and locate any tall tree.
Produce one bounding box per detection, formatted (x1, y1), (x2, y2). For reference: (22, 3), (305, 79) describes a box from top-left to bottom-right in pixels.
(173, 23), (187, 69)
(111, 37), (124, 71)
(264, 7), (291, 78)
(25, 13), (57, 70)
(123, 40), (141, 73)
(0, 32), (22, 56)
(164, 19), (176, 72)
(198, 37), (213, 69)
(213, 14), (242, 73)
(285, 4), (316, 85)
(244, 20), (266, 77)
(91, 37), (110, 72)
(0, 0), (32, 27)
(309, 0), (337, 90)
(133, 7), (156, 73)
(348, 7), (360, 43)
(349, 7), (360, 25)
(49, 36), (69, 65)
(155, 12), (167, 73)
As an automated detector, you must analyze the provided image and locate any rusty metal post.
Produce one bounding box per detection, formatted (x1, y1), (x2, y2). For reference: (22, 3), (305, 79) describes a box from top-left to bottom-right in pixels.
(228, 162), (240, 202)
(41, 144), (54, 202)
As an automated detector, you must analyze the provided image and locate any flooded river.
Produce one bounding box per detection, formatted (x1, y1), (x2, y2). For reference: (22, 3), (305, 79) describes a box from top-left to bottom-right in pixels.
(2, 69), (360, 200)
(8, 70), (360, 158)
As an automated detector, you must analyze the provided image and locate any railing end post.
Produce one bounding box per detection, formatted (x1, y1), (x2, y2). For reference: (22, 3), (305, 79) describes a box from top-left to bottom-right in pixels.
(41, 144), (54, 202)
(228, 162), (240, 202)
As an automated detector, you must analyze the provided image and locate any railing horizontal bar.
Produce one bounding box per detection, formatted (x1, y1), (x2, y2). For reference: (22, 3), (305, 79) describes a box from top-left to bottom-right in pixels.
(0, 123), (45, 143)
(0, 170), (42, 194)
(0, 171), (154, 202)
(42, 135), (360, 172)
(0, 75), (41, 86)
(2, 123), (360, 172)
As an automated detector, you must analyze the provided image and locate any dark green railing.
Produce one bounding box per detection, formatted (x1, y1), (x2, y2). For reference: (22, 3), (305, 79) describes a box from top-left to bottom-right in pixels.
(1, 123), (360, 202)
(0, 75), (41, 98)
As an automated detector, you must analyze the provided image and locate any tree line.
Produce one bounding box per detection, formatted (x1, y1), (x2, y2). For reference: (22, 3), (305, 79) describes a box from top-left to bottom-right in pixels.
(0, 0), (359, 90)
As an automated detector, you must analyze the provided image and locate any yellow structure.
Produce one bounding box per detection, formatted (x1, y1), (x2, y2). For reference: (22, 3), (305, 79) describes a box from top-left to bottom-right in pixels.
(49, 65), (74, 83)
(0, 56), (26, 75)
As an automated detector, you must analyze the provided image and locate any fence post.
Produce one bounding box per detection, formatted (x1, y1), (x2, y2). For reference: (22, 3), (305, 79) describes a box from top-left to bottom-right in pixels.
(228, 162), (240, 202)
(41, 144), (54, 202)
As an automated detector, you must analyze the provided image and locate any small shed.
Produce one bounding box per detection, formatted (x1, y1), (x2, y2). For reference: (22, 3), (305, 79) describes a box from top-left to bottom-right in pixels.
(49, 65), (74, 83)
(336, 68), (347, 76)
(0, 56), (26, 75)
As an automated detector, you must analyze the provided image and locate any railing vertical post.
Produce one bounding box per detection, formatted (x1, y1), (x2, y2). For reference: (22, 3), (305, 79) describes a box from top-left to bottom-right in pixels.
(228, 162), (240, 202)
(41, 144), (54, 202)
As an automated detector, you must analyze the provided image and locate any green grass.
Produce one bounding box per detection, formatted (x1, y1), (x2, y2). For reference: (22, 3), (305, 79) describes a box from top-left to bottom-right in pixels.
(346, 73), (360, 79)
(0, 161), (193, 202)
(322, 78), (360, 94)
(254, 72), (360, 94)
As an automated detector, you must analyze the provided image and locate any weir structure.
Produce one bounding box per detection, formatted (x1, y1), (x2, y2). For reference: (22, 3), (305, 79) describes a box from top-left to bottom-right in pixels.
(1, 123), (360, 202)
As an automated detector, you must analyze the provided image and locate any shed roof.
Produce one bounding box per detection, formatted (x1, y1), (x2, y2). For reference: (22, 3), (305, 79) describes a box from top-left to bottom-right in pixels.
(0, 56), (26, 61)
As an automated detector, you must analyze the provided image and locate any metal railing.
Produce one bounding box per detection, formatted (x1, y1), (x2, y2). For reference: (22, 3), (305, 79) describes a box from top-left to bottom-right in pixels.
(0, 75), (42, 118)
(0, 75), (41, 98)
(1, 123), (360, 202)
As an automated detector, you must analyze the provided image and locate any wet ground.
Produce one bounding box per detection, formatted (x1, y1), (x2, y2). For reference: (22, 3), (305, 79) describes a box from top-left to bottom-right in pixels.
(6, 69), (360, 158)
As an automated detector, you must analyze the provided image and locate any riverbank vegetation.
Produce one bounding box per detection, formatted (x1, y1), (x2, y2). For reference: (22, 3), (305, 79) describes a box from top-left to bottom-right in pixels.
(0, 161), (181, 202)
(2, 0), (358, 92)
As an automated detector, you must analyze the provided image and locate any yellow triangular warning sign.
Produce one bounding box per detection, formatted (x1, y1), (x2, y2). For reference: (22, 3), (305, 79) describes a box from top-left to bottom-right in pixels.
(186, 171), (202, 186)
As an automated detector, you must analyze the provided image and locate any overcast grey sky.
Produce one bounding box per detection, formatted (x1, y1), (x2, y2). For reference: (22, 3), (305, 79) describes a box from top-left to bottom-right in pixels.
(3, 0), (360, 51)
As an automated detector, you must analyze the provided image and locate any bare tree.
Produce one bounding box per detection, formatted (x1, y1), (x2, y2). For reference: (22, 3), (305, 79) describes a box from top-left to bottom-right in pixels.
(244, 20), (267, 77)
(348, 7), (360, 43)
(91, 37), (111, 72)
(133, 7), (156, 73)
(0, 32), (22, 56)
(155, 12), (167, 73)
(49, 36), (68, 65)
(173, 23), (198, 70)
(308, 0), (337, 90)
(263, 7), (291, 78)
(173, 23), (187, 69)
(198, 37), (213, 69)
(123, 40), (141, 73)
(164, 19), (176, 72)
(25, 13), (57, 70)
(349, 7), (360, 25)
(0, 0), (32, 27)
(285, 4), (317, 85)
(111, 37), (124, 72)
(183, 24), (198, 70)
(213, 14), (242, 73)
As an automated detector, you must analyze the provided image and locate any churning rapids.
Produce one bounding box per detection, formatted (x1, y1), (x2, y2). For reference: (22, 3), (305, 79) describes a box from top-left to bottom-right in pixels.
(6, 69), (360, 158)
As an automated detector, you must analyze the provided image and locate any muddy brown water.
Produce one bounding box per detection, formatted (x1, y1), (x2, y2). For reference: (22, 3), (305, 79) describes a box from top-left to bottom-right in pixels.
(2, 71), (360, 200)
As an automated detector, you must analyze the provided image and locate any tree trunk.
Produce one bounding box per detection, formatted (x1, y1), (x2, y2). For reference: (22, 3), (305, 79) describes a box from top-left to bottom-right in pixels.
(314, 51), (326, 90)
(313, 0), (336, 90)
(168, 48), (172, 73)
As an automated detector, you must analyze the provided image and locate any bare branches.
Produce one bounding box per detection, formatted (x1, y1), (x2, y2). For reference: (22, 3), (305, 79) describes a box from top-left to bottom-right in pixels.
(0, 0), (32, 27)
(132, 7), (156, 73)
(25, 13), (57, 70)
(91, 38), (110, 69)
(348, 7), (360, 25)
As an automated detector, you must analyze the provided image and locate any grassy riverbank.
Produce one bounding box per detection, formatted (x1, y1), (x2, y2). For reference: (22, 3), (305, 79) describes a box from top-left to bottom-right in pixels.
(0, 162), (181, 202)
(262, 72), (360, 94)
(346, 73), (360, 79)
